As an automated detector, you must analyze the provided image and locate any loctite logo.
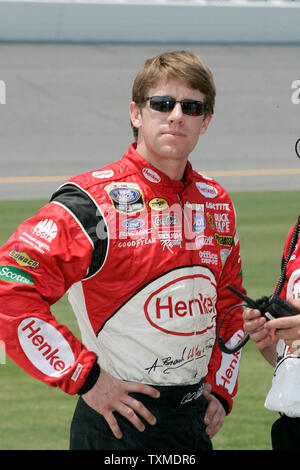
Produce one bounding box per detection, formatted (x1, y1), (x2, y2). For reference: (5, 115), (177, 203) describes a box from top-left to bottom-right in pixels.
(18, 317), (75, 377)
(144, 269), (217, 336)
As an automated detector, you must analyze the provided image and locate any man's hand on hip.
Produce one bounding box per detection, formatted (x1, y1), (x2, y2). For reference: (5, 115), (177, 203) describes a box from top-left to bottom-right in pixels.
(82, 369), (160, 439)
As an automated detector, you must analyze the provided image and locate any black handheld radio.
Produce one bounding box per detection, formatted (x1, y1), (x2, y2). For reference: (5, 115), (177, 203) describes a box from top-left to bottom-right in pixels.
(217, 285), (300, 354)
(217, 215), (300, 354)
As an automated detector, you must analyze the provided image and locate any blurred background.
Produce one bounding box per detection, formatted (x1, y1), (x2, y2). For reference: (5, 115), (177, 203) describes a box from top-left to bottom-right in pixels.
(0, 0), (299, 451)
(0, 0), (299, 199)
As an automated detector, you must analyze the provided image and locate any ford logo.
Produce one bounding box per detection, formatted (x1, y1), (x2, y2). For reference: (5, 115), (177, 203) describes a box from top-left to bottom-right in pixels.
(122, 218), (145, 230)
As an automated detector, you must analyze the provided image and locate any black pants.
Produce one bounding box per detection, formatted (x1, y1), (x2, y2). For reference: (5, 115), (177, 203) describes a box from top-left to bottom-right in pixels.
(271, 414), (300, 450)
(70, 381), (212, 451)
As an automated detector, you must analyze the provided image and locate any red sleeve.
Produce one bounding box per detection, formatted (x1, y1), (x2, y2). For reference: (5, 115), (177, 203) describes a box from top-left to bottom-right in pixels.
(0, 201), (98, 394)
(276, 220), (299, 300)
(206, 230), (246, 414)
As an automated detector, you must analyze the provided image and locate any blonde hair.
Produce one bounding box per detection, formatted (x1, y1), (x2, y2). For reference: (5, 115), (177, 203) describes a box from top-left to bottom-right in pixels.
(131, 50), (216, 140)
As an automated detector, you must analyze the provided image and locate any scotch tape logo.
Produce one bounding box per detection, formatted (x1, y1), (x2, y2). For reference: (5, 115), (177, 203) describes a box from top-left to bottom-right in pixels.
(18, 318), (75, 377)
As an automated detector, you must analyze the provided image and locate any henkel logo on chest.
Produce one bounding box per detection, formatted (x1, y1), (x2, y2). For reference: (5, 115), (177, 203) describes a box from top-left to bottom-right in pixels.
(144, 272), (217, 336)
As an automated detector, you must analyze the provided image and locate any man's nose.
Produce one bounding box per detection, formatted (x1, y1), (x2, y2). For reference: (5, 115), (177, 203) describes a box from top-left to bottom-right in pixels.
(168, 102), (184, 123)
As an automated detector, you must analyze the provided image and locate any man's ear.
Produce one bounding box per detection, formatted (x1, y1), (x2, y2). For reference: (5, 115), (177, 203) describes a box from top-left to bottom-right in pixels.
(199, 113), (212, 135)
(129, 101), (142, 130)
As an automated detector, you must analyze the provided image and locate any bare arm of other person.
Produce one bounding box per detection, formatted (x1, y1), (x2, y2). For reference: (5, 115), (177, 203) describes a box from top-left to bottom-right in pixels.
(243, 299), (300, 367)
(243, 308), (278, 366)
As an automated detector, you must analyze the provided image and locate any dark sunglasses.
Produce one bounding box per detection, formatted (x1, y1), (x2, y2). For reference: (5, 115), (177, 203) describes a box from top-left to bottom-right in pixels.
(144, 96), (208, 116)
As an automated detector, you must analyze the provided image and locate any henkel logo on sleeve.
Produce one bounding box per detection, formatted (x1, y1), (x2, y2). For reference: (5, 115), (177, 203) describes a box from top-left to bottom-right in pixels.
(216, 330), (243, 393)
(18, 317), (75, 377)
(293, 280), (300, 300)
(32, 219), (58, 243)
(287, 268), (300, 301)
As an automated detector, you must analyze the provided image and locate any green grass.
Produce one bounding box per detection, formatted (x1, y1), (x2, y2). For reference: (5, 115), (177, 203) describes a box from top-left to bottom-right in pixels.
(0, 191), (299, 450)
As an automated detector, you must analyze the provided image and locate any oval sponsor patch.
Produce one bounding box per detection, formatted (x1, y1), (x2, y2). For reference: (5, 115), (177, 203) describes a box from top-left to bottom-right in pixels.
(122, 218), (145, 231)
(142, 168), (161, 183)
(144, 267), (217, 336)
(196, 182), (218, 199)
(149, 198), (169, 211)
(18, 317), (75, 377)
(92, 170), (114, 179)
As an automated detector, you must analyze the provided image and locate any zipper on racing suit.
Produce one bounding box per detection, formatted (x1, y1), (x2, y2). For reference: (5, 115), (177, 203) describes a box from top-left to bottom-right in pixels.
(177, 192), (200, 379)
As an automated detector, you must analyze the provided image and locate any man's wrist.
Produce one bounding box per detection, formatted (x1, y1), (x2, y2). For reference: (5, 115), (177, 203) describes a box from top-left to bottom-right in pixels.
(211, 392), (229, 414)
(77, 360), (101, 395)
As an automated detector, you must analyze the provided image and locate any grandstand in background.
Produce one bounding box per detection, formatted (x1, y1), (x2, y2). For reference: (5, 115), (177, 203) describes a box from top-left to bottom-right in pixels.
(0, 0), (299, 44)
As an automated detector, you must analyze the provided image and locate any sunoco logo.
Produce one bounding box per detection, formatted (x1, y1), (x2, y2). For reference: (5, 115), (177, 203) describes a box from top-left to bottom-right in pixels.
(9, 250), (40, 269)
(18, 318), (75, 377)
(144, 269), (217, 336)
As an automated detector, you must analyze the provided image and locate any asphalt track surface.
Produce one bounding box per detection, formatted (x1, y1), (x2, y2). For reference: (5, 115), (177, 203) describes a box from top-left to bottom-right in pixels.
(0, 43), (300, 200)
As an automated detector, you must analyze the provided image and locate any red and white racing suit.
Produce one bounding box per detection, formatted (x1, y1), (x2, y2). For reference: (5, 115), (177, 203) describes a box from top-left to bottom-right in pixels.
(265, 218), (300, 417)
(0, 144), (245, 413)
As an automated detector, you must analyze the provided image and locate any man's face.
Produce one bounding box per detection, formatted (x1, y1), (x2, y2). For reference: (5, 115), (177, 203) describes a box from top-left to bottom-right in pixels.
(130, 79), (212, 166)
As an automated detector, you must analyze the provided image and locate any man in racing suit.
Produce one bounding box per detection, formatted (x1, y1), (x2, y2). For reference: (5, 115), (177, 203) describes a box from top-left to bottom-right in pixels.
(243, 217), (300, 450)
(0, 50), (245, 450)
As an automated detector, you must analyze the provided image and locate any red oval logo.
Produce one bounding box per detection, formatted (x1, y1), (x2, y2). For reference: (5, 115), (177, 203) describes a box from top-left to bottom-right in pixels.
(144, 273), (217, 336)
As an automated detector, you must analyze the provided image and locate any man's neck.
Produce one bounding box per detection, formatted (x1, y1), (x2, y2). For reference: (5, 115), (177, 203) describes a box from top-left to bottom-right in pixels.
(136, 144), (188, 182)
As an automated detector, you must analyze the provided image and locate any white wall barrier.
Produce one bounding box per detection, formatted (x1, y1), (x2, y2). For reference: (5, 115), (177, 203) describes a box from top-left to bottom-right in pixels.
(0, 0), (299, 43)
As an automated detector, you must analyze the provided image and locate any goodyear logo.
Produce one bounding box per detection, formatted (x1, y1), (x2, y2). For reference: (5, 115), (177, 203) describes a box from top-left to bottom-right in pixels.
(9, 250), (40, 269)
